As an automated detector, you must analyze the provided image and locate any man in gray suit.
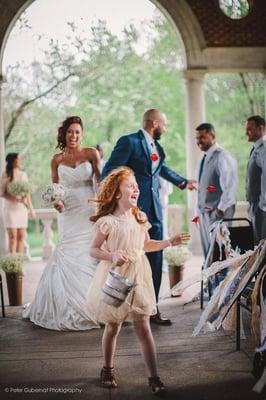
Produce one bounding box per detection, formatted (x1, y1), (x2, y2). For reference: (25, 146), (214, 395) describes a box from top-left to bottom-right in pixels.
(194, 123), (238, 290)
(245, 115), (266, 245)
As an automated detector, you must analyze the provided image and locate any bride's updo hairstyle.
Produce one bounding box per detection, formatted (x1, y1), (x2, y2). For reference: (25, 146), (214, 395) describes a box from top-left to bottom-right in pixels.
(56, 116), (83, 151)
(90, 167), (147, 225)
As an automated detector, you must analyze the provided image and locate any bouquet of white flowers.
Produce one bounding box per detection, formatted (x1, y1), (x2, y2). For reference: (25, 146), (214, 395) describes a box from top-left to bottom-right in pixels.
(41, 183), (65, 205)
(164, 245), (191, 267)
(0, 253), (27, 274)
(7, 181), (35, 199)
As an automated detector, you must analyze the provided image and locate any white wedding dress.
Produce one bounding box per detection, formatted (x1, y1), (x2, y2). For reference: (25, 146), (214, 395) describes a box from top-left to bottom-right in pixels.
(23, 162), (100, 331)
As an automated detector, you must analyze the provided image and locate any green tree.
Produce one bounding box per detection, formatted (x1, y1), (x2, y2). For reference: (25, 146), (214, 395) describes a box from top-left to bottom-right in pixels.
(205, 72), (265, 200)
(3, 11), (264, 209)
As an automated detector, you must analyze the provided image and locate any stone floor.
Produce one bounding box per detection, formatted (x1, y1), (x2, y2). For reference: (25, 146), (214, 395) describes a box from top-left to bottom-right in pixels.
(0, 256), (265, 400)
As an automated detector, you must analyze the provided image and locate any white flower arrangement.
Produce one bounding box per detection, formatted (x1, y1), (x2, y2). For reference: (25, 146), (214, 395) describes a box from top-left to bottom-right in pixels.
(164, 245), (192, 267)
(7, 181), (35, 199)
(41, 183), (65, 205)
(0, 253), (27, 274)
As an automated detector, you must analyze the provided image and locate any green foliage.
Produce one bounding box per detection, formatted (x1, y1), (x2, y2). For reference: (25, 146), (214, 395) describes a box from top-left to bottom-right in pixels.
(219, 0), (250, 19)
(3, 11), (265, 211)
(205, 72), (265, 201)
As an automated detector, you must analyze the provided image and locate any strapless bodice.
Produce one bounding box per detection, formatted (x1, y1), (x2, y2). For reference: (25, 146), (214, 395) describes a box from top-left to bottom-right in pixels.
(58, 162), (93, 188)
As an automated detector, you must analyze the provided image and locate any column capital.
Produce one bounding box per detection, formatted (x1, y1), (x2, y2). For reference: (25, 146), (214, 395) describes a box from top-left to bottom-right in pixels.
(182, 68), (207, 82)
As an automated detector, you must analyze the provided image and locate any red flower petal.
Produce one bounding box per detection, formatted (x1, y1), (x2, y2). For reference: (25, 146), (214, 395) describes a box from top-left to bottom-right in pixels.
(191, 216), (199, 223)
(150, 153), (159, 161)
(207, 185), (217, 192)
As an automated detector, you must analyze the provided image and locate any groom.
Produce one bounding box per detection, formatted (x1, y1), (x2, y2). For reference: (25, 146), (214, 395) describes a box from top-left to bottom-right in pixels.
(102, 109), (196, 325)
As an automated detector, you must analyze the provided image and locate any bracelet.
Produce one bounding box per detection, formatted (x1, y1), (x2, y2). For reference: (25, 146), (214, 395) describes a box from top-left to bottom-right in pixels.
(167, 239), (172, 247)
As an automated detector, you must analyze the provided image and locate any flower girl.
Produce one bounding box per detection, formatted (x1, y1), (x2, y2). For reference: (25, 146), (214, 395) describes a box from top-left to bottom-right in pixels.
(87, 167), (190, 394)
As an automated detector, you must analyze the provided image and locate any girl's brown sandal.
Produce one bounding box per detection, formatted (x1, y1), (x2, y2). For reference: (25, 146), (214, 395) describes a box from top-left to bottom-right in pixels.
(148, 376), (166, 395)
(100, 366), (118, 388)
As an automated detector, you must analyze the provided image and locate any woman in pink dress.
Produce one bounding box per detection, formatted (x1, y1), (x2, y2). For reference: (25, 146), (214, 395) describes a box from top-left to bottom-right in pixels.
(1, 153), (35, 253)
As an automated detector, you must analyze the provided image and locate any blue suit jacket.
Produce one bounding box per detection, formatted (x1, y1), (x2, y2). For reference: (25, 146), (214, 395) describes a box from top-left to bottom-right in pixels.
(102, 130), (187, 221)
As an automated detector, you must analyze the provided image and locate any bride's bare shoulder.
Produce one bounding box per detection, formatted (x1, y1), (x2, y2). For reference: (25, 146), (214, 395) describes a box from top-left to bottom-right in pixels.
(83, 147), (99, 160)
(51, 153), (63, 167)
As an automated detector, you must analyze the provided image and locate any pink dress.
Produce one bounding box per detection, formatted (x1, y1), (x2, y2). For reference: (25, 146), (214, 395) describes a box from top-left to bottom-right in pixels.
(3, 171), (29, 229)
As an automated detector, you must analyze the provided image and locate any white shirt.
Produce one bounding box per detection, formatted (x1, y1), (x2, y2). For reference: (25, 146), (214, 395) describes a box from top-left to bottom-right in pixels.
(141, 128), (160, 171)
(196, 143), (238, 213)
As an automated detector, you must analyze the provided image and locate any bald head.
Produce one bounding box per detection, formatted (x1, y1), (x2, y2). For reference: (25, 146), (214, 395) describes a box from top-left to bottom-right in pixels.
(143, 109), (164, 126)
(142, 109), (167, 140)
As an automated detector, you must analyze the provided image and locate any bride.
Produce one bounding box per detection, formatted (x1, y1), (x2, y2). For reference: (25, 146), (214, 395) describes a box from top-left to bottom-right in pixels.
(23, 116), (101, 330)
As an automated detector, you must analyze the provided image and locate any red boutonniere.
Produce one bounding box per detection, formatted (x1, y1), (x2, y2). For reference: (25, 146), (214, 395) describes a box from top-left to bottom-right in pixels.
(191, 216), (199, 223)
(204, 206), (214, 211)
(207, 185), (217, 192)
(150, 153), (159, 162)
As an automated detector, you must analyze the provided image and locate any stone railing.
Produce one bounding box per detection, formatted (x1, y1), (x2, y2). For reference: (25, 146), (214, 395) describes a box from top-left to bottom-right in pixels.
(34, 209), (57, 259)
(31, 201), (249, 260)
(232, 201), (249, 222)
(167, 204), (185, 236)
(167, 201), (249, 234)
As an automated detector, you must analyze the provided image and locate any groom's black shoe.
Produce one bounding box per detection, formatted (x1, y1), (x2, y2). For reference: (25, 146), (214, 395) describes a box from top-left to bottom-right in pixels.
(150, 309), (172, 326)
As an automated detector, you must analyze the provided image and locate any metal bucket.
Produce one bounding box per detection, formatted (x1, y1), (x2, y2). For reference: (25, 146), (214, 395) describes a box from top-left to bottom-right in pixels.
(101, 269), (135, 308)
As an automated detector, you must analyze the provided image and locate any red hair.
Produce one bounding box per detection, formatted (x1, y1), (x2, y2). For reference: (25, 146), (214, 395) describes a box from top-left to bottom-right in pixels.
(90, 167), (147, 224)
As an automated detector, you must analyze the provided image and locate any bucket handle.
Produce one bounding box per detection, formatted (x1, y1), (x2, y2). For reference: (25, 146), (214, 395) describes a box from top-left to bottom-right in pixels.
(110, 263), (137, 288)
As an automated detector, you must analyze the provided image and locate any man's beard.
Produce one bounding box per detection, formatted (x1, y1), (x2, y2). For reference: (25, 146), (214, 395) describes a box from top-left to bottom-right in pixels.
(153, 128), (162, 140)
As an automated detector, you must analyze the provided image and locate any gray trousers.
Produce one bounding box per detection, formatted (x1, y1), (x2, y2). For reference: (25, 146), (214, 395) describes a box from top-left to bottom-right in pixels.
(248, 203), (266, 245)
(199, 205), (236, 259)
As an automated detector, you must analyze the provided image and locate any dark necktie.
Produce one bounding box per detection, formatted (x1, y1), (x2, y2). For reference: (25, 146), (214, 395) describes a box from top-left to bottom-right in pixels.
(249, 146), (255, 158)
(198, 154), (207, 182)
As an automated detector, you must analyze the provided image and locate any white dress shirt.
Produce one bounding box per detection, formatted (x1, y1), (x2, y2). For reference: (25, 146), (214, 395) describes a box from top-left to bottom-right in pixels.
(141, 128), (160, 172)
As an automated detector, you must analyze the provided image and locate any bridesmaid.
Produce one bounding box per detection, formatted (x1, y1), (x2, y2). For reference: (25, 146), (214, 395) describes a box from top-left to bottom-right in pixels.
(1, 153), (35, 253)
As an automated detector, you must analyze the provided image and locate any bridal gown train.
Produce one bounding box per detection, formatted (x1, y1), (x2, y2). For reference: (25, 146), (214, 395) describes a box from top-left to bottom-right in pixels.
(23, 162), (100, 330)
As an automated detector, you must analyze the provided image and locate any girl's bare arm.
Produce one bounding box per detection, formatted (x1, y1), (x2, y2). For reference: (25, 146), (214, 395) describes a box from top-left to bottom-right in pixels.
(90, 228), (128, 266)
(51, 155), (59, 183)
(144, 232), (190, 252)
(90, 229), (112, 262)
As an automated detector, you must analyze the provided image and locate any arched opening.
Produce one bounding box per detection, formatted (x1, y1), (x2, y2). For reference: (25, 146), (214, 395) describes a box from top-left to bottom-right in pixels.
(1, 0), (190, 255)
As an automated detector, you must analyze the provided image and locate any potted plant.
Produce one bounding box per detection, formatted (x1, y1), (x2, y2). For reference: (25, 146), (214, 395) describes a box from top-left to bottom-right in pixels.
(164, 245), (191, 297)
(0, 253), (26, 306)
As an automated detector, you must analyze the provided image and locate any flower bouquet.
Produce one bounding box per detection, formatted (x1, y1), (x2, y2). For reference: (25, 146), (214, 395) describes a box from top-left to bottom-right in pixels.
(164, 245), (192, 296)
(0, 253), (26, 274)
(164, 245), (191, 267)
(7, 181), (35, 200)
(41, 183), (65, 206)
(0, 253), (27, 306)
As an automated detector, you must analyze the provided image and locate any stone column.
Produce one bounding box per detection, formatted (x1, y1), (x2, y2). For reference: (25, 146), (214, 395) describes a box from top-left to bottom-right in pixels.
(0, 74), (7, 255)
(183, 69), (206, 254)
